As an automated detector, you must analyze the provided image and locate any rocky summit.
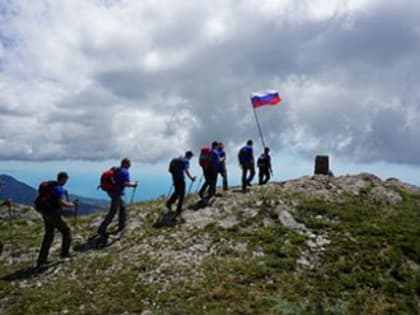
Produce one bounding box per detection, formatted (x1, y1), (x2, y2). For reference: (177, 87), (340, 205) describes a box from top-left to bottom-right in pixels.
(1, 173), (420, 314)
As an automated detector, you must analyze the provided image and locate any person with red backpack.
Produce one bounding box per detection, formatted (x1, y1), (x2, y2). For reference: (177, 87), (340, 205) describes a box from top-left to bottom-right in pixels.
(198, 141), (219, 199)
(97, 157), (138, 236)
(36, 172), (78, 268)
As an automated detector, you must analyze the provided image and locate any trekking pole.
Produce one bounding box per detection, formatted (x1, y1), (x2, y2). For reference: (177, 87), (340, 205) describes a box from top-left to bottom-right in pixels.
(187, 180), (194, 195)
(7, 202), (15, 263)
(166, 185), (173, 198)
(130, 182), (138, 204)
(195, 175), (203, 193)
(74, 200), (79, 226)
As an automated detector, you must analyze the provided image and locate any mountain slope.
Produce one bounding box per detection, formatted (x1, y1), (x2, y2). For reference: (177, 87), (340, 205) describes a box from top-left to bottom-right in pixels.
(0, 174), (108, 215)
(0, 173), (419, 314)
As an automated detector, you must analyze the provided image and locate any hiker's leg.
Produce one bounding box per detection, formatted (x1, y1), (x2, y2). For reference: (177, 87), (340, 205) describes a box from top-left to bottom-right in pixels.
(54, 215), (72, 257)
(241, 166), (247, 190)
(98, 193), (119, 235)
(37, 213), (55, 266)
(117, 195), (126, 230)
(199, 169), (210, 198)
(175, 180), (186, 215)
(247, 165), (255, 185)
(263, 169), (270, 184)
(208, 169), (217, 198)
(222, 168), (228, 190)
(258, 167), (263, 185)
(167, 178), (179, 209)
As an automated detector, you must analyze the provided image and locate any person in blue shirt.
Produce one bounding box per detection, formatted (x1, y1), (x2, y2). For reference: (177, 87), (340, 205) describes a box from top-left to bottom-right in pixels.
(217, 142), (228, 191)
(97, 158), (138, 236)
(238, 139), (255, 191)
(166, 151), (196, 216)
(37, 172), (78, 268)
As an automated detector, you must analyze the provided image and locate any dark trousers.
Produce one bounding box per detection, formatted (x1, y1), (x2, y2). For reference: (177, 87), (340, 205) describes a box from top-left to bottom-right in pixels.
(241, 163), (255, 189)
(37, 211), (71, 266)
(258, 167), (271, 185)
(199, 168), (217, 199)
(218, 168), (228, 190)
(98, 192), (126, 235)
(167, 178), (186, 214)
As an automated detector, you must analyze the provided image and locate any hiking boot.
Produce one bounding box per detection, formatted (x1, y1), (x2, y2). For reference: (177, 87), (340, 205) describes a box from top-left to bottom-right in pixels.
(175, 217), (186, 224)
(60, 253), (74, 261)
(36, 260), (49, 269)
(34, 263), (49, 273)
(165, 202), (172, 211)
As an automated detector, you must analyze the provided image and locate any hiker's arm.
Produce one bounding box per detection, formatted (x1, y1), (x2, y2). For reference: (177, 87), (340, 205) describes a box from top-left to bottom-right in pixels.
(124, 181), (138, 188)
(59, 199), (78, 208)
(185, 169), (196, 181)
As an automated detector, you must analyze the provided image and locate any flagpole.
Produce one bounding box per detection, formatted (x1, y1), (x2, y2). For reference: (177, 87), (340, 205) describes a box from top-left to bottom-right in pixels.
(252, 106), (266, 149)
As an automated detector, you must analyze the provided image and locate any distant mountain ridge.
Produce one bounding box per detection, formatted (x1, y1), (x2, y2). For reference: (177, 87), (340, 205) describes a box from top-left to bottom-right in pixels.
(0, 174), (108, 215)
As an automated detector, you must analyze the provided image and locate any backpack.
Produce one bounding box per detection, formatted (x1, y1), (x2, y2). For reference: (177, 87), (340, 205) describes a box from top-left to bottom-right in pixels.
(257, 154), (268, 168)
(34, 181), (59, 212)
(168, 157), (184, 174)
(99, 167), (120, 192)
(238, 147), (246, 164)
(199, 147), (211, 169)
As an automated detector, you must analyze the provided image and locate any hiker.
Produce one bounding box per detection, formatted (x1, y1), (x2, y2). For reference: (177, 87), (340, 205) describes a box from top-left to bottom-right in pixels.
(166, 151), (196, 215)
(97, 158), (138, 236)
(238, 139), (255, 191)
(0, 198), (11, 256)
(198, 142), (219, 199)
(257, 147), (273, 185)
(36, 172), (78, 268)
(217, 142), (228, 191)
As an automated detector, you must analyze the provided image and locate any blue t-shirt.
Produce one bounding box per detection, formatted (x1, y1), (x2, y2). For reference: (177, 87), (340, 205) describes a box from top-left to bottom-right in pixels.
(218, 148), (226, 159)
(217, 148), (226, 171)
(115, 167), (130, 195)
(240, 145), (254, 163)
(211, 149), (222, 171)
(173, 158), (189, 181)
(51, 184), (66, 214)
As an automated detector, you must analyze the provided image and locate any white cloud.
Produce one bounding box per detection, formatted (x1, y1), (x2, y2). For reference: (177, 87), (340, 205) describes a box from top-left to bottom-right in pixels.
(1, 0), (420, 166)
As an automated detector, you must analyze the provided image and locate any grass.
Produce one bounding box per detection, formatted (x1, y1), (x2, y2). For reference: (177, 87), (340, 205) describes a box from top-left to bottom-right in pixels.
(1, 181), (420, 314)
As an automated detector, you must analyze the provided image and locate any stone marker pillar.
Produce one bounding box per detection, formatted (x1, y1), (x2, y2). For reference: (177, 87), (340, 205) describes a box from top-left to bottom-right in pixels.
(314, 155), (329, 175)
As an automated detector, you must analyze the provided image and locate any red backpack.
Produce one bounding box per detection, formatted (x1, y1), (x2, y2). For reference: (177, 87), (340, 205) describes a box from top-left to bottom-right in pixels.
(199, 147), (211, 169)
(99, 167), (120, 192)
(34, 181), (59, 212)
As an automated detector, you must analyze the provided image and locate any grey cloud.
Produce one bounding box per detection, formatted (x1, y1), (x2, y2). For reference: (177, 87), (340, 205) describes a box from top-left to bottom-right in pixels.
(1, 0), (420, 165)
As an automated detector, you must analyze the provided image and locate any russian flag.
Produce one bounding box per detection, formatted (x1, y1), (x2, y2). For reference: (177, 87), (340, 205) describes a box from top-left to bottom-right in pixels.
(250, 90), (282, 108)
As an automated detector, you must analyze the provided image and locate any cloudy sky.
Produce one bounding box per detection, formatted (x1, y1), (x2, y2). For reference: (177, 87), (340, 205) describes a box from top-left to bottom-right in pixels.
(1, 0), (420, 192)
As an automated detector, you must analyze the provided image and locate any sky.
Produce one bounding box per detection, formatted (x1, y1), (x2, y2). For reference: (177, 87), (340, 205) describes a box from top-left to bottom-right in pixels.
(1, 0), (420, 200)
